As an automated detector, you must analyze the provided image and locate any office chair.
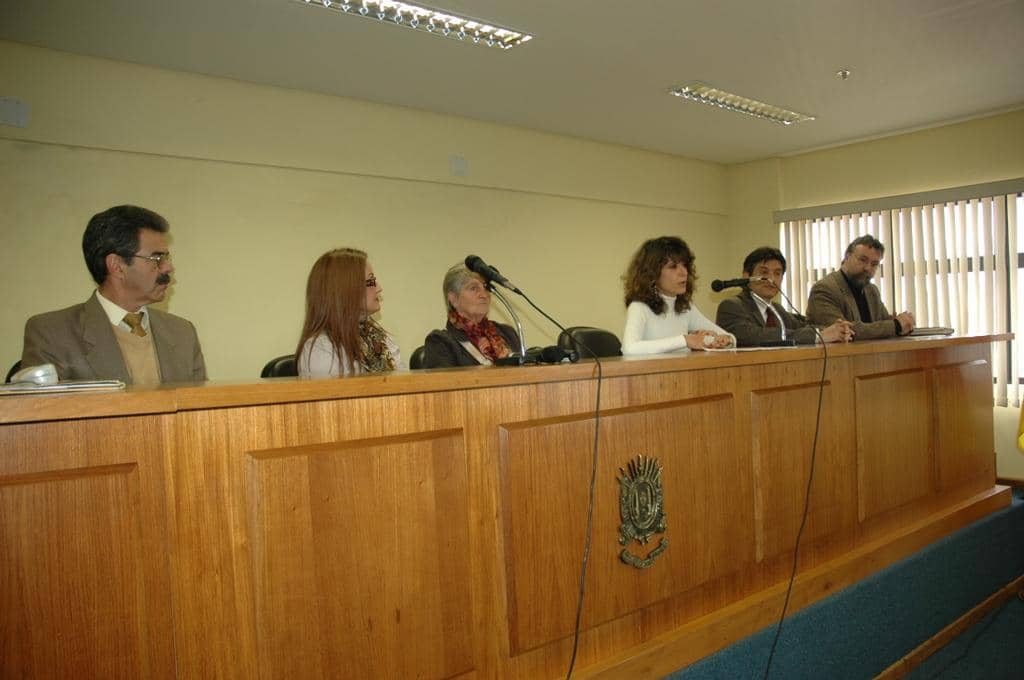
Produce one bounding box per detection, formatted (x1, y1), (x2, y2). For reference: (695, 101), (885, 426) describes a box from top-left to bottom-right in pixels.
(557, 326), (622, 359)
(5, 360), (22, 383)
(260, 354), (298, 378)
(409, 345), (426, 369)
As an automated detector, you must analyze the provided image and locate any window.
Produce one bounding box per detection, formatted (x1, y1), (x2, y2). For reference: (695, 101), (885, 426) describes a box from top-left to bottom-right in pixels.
(779, 191), (1023, 408)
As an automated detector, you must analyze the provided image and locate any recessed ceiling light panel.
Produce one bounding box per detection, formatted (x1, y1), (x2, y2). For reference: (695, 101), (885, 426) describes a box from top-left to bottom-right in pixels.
(669, 82), (815, 126)
(297, 0), (533, 50)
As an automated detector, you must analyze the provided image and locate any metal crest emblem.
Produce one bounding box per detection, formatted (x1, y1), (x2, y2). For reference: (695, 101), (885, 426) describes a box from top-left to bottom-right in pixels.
(617, 455), (668, 569)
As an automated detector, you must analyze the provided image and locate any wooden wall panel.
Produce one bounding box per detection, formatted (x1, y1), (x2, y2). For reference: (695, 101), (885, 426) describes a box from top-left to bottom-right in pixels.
(247, 429), (473, 680)
(165, 392), (467, 679)
(750, 382), (855, 563)
(500, 395), (752, 655)
(932, 360), (996, 492)
(855, 369), (933, 521)
(0, 417), (174, 680)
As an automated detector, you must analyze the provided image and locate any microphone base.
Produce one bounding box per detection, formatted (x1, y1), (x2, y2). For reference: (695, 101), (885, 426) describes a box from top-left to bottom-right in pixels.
(758, 340), (798, 347)
(495, 354), (536, 366)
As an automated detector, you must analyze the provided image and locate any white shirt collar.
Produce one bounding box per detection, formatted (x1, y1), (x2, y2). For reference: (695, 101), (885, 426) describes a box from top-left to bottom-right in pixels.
(749, 291), (787, 339)
(96, 290), (151, 332)
(749, 292), (771, 322)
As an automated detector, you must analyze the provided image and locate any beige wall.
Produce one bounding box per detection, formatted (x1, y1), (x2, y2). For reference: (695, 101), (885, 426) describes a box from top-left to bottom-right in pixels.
(995, 407), (1024, 480)
(0, 40), (728, 379)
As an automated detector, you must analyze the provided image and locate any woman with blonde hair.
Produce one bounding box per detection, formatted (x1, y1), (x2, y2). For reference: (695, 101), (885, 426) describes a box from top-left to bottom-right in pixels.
(621, 236), (734, 355)
(296, 248), (402, 377)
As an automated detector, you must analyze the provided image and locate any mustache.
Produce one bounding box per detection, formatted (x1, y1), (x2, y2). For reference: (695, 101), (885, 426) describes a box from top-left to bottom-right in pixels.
(156, 273), (172, 285)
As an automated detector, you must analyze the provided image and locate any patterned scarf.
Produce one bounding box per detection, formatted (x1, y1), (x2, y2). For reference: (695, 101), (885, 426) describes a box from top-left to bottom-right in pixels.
(447, 310), (512, 362)
(358, 319), (396, 373)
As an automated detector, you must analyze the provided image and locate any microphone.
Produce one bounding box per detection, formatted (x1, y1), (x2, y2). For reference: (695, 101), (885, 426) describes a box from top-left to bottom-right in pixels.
(711, 277), (751, 292)
(710, 277), (768, 292)
(465, 255), (521, 294)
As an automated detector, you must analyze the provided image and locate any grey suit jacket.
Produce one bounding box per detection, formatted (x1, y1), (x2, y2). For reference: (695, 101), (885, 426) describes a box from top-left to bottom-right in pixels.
(22, 292), (207, 383)
(805, 270), (896, 340)
(715, 290), (819, 346)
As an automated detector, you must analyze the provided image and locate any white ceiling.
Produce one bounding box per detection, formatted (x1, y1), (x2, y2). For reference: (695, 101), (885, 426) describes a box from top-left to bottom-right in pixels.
(2, 0), (1023, 163)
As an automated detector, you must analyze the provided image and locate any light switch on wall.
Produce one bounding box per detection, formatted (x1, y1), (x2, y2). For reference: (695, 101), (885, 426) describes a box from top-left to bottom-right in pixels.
(449, 154), (468, 177)
(0, 97), (29, 128)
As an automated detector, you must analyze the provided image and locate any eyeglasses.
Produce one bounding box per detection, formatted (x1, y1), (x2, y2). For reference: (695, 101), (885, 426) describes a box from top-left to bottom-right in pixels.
(365, 274), (378, 288)
(131, 251), (172, 265)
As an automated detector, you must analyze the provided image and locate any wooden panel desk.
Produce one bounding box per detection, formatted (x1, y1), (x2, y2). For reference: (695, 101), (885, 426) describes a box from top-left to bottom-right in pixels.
(0, 335), (1009, 679)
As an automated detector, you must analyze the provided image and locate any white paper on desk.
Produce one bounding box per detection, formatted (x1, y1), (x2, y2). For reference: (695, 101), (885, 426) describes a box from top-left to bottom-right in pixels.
(909, 327), (955, 336)
(704, 346), (797, 352)
(0, 379), (126, 396)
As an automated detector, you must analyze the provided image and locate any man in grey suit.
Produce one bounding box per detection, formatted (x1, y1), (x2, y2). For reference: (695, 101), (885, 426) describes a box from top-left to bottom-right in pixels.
(22, 205), (207, 384)
(806, 235), (915, 340)
(716, 247), (853, 346)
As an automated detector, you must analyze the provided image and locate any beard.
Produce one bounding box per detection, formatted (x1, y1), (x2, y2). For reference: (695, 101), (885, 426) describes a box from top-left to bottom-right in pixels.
(844, 268), (871, 289)
(156, 273), (172, 285)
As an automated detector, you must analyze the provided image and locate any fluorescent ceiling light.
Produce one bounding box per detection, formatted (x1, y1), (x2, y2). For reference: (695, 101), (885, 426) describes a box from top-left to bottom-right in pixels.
(669, 82), (815, 126)
(297, 0), (533, 50)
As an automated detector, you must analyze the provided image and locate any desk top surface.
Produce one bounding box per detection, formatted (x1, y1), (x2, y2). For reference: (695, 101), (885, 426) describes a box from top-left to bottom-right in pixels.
(0, 334), (1009, 425)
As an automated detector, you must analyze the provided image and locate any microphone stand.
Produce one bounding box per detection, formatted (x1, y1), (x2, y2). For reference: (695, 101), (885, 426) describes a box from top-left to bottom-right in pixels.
(487, 283), (531, 365)
(749, 289), (788, 341)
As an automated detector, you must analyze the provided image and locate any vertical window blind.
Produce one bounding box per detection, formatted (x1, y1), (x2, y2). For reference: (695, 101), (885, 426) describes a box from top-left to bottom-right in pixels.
(779, 192), (1023, 408)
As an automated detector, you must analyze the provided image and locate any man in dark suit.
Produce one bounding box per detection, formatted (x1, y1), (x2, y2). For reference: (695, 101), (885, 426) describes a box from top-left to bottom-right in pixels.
(22, 205), (207, 384)
(806, 235), (915, 340)
(716, 247), (853, 346)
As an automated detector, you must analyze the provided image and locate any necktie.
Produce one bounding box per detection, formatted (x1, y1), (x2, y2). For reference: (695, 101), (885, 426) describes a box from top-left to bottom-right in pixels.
(765, 306), (779, 328)
(124, 312), (147, 338)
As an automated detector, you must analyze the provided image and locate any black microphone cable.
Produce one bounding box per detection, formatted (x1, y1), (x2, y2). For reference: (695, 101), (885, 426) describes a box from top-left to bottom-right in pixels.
(761, 286), (829, 680)
(512, 290), (604, 680)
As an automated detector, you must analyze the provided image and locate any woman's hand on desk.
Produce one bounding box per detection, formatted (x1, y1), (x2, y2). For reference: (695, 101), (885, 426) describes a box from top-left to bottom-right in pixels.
(685, 330), (733, 350)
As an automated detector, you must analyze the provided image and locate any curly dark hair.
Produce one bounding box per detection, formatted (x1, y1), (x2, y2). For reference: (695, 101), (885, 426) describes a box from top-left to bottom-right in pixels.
(623, 236), (697, 314)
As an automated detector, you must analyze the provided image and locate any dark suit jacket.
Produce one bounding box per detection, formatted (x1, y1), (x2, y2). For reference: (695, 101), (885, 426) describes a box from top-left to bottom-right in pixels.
(715, 290), (819, 346)
(422, 321), (521, 368)
(22, 292), (207, 383)
(805, 270), (896, 340)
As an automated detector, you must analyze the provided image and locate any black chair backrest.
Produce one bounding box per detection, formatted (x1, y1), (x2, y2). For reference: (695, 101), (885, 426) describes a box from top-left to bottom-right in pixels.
(261, 354), (298, 378)
(557, 326), (622, 359)
(5, 360), (22, 383)
(409, 345), (426, 369)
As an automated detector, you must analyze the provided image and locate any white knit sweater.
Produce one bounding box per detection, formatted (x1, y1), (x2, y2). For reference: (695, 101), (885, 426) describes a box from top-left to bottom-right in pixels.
(621, 294), (735, 356)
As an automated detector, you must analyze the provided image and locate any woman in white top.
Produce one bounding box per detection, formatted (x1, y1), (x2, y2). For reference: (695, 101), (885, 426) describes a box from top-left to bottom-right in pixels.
(621, 236), (735, 355)
(296, 248), (402, 377)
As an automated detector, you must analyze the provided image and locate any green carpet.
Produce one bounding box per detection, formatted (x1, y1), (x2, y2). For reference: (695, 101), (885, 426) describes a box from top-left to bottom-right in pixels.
(667, 489), (1024, 679)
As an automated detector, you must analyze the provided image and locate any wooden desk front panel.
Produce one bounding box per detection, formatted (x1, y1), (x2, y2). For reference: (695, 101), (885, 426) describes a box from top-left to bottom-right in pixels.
(0, 415), (175, 680)
(0, 338), (1000, 679)
(167, 392), (475, 680)
(851, 344), (996, 539)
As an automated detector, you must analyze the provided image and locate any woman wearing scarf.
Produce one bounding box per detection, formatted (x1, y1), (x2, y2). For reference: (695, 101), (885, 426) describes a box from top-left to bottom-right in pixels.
(422, 264), (521, 368)
(296, 248), (402, 377)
